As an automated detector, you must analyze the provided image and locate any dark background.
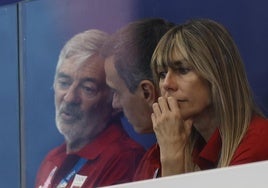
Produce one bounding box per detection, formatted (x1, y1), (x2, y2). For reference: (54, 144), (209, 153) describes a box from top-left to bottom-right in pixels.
(0, 0), (267, 187)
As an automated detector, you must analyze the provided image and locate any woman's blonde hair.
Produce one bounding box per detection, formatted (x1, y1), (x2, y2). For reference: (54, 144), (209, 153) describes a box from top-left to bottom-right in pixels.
(151, 18), (263, 169)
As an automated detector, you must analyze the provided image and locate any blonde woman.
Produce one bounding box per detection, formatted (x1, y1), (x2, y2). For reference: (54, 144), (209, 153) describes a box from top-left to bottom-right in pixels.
(151, 18), (268, 177)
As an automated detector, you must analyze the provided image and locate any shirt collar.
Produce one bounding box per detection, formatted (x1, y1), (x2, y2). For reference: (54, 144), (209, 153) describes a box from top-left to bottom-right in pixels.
(193, 128), (222, 169)
(71, 123), (124, 160)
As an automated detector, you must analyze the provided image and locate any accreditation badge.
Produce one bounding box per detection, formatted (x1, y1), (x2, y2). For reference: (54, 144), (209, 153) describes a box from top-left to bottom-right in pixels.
(70, 174), (87, 188)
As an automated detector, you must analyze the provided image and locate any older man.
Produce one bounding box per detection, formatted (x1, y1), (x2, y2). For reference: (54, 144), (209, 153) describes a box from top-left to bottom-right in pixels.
(35, 29), (145, 188)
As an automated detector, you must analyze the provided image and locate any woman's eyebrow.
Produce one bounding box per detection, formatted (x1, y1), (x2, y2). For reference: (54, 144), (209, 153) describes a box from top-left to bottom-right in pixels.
(173, 60), (183, 65)
(169, 60), (186, 68)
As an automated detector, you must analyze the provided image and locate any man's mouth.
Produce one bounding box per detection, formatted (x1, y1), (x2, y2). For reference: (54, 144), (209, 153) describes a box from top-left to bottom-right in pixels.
(60, 111), (78, 122)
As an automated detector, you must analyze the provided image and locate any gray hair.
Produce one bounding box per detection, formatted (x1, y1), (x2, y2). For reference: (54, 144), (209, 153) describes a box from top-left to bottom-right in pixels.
(55, 29), (108, 75)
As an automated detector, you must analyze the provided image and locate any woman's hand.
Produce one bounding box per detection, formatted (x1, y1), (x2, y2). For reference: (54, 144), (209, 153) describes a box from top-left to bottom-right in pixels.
(152, 96), (193, 176)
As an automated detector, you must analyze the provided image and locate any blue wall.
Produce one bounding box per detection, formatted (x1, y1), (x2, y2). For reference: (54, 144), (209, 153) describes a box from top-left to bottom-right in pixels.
(0, 3), (20, 187)
(0, 0), (267, 187)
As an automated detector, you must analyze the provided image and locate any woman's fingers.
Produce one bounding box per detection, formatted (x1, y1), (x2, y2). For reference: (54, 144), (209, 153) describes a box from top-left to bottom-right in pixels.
(167, 97), (179, 111)
(157, 97), (170, 112)
(152, 96), (192, 134)
(152, 97), (171, 119)
(157, 96), (180, 112)
(152, 102), (161, 117)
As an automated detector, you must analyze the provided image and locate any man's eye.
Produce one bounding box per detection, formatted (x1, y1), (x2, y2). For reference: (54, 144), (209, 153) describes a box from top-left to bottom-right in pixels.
(109, 88), (119, 97)
(57, 80), (70, 89)
(82, 86), (97, 96)
(112, 89), (118, 95)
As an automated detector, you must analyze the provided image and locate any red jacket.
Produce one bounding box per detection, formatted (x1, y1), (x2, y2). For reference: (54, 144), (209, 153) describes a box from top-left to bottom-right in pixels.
(35, 123), (145, 188)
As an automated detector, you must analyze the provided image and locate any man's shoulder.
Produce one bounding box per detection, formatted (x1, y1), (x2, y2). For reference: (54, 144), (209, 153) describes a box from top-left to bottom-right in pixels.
(99, 123), (146, 156)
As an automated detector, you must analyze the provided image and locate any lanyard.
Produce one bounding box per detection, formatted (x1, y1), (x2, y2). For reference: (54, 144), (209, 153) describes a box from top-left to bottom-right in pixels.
(57, 157), (88, 188)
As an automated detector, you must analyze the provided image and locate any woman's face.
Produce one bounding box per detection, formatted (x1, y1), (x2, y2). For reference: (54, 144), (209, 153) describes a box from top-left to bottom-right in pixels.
(157, 50), (212, 120)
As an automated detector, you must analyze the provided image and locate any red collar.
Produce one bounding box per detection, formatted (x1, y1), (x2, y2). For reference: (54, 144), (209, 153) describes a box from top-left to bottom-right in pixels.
(70, 123), (124, 160)
(193, 129), (222, 169)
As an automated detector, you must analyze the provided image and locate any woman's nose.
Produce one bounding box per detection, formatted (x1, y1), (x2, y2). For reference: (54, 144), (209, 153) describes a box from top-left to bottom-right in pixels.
(162, 71), (178, 93)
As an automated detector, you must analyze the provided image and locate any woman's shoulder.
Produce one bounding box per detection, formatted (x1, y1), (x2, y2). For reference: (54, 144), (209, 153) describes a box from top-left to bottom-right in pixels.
(248, 115), (268, 131)
(239, 115), (268, 153)
(230, 116), (268, 165)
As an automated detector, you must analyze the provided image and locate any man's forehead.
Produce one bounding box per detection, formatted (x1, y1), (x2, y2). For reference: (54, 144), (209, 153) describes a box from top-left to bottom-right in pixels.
(104, 60), (124, 89)
(104, 56), (116, 75)
(105, 63), (117, 84)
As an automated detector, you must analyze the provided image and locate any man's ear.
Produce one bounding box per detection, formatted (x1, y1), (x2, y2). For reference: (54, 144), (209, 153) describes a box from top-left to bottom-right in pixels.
(139, 80), (157, 105)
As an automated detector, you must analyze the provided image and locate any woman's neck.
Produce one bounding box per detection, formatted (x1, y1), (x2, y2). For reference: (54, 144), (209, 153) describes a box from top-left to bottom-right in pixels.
(192, 108), (218, 142)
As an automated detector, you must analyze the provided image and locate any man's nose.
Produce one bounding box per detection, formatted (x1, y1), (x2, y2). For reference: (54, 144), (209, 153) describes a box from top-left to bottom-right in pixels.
(112, 93), (122, 110)
(63, 85), (81, 104)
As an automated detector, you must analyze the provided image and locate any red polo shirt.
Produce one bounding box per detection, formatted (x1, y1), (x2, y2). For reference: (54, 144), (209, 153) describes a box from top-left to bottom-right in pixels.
(194, 115), (268, 169)
(133, 143), (161, 181)
(35, 123), (145, 188)
(134, 116), (268, 182)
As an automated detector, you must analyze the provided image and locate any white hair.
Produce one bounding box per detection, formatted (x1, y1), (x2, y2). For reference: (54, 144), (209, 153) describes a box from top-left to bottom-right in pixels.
(55, 29), (108, 75)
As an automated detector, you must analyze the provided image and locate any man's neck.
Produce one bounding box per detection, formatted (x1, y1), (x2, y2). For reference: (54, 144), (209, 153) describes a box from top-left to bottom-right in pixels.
(66, 137), (90, 154)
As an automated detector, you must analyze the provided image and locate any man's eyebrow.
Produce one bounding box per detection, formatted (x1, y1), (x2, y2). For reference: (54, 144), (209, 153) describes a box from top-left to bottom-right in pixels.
(56, 73), (98, 84)
(56, 72), (69, 79)
(82, 78), (98, 83)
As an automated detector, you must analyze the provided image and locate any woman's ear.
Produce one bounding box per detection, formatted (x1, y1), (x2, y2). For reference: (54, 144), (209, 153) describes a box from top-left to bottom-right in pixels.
(139, 80), (157, 105)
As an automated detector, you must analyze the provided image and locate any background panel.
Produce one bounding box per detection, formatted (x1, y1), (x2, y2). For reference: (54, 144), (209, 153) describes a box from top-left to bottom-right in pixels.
(20, 0), (156, 187)
(0, 3), (20, 188)
(1, 0), (266, 187)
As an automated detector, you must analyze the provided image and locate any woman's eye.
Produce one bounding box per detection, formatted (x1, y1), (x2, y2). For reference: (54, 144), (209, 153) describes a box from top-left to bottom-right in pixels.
(158, 71), (167, 79)
(177, 67), (191, 74)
